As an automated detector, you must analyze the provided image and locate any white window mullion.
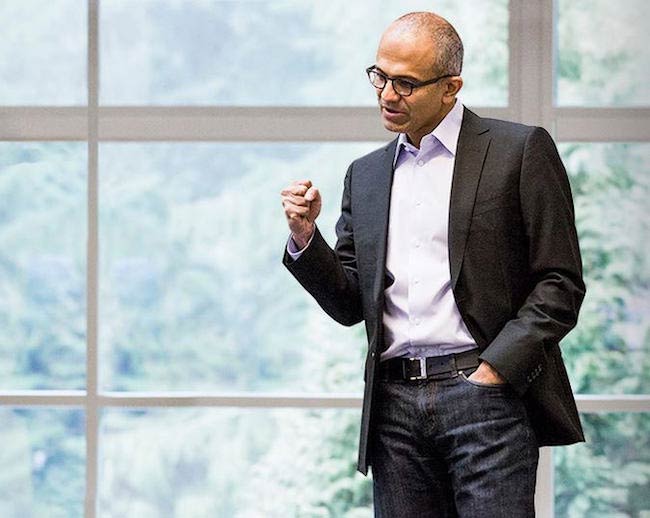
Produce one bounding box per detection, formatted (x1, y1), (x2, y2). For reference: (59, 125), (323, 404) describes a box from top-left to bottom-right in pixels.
(555, 107), (650, 141)
(535, 447), (555, 518)
(86, 1), (100, 517)
(512, 1), (557, 514)
(507, 0), (523, 123)
(510, 0), (556, 130)
(1, 392), (649, 410)
(0, 107), (87, 140)
(0, 106), (514, 142)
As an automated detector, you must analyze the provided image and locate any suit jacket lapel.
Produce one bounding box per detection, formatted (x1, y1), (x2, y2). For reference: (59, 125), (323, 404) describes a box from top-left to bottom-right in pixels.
(364, 138), (398, 304)
(448, 108), (491, 290)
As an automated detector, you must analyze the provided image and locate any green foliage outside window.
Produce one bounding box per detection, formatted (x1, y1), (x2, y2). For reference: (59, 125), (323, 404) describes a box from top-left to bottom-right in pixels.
(555, 144), (650, 517)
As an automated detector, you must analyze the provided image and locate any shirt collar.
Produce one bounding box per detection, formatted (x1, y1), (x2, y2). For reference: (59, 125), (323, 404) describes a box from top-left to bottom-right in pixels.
(393, 99), (464, 166)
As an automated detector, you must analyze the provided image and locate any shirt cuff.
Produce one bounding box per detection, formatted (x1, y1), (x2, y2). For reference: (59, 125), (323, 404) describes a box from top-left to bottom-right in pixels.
(286, 228), (315, 260)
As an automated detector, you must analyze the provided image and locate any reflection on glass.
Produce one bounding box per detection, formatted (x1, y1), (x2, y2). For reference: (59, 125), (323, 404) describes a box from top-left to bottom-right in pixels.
(99, 143), (380, 391)
(0, 408), (85, 517)
(0, 1), (86, 105)
(556, 0), (650, 106)
(99, 408), (371, 517)
(100, 0), (507, 106)
(560, 143), (650, 394)
(555, 413), (650, 517)
(0, 143), (87, 390)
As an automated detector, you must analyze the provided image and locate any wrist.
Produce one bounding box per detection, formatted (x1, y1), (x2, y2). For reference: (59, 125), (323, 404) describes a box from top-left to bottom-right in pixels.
(470, 361), (506, 385)
(292, 226), (315, 249)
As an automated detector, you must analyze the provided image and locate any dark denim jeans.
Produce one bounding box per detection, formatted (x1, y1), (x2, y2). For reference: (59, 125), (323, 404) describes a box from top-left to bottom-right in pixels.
(370, 369), (539, 517)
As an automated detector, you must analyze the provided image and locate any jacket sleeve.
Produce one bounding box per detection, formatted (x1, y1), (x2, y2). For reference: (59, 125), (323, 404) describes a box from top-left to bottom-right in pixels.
(283, 164), (364, 327)
(478, 127), (586, 395)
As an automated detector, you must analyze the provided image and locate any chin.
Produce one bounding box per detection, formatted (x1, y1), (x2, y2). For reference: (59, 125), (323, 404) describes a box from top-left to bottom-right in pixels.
(382, 120), (404, 134)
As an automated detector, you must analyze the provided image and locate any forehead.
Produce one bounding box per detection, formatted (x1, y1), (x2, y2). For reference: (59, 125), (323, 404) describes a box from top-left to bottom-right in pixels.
(375, 30), (436, 78)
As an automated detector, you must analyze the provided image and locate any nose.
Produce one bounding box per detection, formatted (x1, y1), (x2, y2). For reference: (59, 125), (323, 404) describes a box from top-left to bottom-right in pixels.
(379, 81), (401, 103)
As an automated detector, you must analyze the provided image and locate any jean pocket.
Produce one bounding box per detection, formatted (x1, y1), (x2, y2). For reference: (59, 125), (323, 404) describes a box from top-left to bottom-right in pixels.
(459, 371), (510, 391)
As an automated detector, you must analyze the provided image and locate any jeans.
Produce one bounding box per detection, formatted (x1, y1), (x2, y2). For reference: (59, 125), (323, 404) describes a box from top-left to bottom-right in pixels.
(370, 369), (539, 517)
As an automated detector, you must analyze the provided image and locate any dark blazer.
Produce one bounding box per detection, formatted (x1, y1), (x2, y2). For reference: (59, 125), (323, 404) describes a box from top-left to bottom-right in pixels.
(284, 107), (586, 475)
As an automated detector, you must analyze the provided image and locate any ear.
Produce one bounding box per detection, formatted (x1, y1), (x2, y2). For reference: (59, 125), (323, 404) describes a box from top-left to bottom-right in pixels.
(442, 76), (463, 103)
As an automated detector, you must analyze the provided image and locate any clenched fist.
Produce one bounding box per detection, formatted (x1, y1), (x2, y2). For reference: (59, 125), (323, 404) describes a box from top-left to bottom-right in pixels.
(280, 179), (321, 249)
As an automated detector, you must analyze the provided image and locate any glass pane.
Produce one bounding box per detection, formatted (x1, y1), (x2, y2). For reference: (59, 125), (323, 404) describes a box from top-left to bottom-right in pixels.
(555, 413), (650, 517)
(99, 143), (378, 391)
(0, 1), (86, 105)
(560, 143), (649, 394)
(556, 0), (650, 106)
(99, 408), (372, 517)
(0, 408), (85, 517)
(0, 143), (87, 390)
(100, 0), (507, 106)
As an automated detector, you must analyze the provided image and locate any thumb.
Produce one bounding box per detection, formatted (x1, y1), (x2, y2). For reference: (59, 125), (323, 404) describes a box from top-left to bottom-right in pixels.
(305, 186), (319, 202)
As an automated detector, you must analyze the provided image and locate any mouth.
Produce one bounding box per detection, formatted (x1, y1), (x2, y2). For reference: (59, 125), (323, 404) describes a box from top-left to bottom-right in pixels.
(381, 105), (403, 115)
(380, 105), (407, 123)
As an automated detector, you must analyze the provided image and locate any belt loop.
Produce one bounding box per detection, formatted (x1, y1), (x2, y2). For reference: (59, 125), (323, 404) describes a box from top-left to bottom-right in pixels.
(450, 354), (459, 378)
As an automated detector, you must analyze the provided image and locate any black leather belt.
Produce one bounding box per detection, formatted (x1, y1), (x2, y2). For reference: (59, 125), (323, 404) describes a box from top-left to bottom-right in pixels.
(378, 349), (480, 382)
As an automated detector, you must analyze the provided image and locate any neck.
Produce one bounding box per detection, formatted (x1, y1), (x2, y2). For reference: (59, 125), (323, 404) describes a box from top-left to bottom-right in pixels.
(407, 99), (457, 149)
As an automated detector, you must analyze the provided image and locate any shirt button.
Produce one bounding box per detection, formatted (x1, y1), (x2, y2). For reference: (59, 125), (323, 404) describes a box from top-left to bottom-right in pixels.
(417, 160), (424, 166)
(413, 278), (419, 285)
(413, 318), (421, 325)
(415, 200), (422, 207)
(414, 241), (421, 248)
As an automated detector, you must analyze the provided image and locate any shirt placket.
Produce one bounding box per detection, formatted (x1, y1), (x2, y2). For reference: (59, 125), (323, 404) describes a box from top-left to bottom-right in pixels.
(407, 150), (430, 353)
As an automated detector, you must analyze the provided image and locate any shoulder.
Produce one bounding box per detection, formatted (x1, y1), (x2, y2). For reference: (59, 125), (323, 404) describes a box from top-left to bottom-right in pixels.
(484, 117), (533, 137)
(466, 108), (554, 142)
(472, 112), (533, 138)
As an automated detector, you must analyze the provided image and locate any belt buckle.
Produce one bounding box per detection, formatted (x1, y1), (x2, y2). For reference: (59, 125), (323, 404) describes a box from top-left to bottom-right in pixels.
(407, 357), (427, 380)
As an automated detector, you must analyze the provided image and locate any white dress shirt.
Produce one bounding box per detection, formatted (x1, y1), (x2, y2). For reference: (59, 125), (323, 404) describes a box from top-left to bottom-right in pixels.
(381, 99), (476, 361)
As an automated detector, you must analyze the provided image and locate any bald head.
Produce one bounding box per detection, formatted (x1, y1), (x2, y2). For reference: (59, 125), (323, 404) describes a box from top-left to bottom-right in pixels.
(383, 12), (464, 77)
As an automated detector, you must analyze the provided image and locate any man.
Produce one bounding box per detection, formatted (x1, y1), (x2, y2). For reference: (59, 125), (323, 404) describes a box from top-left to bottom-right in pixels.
(281, 11), (585, 517)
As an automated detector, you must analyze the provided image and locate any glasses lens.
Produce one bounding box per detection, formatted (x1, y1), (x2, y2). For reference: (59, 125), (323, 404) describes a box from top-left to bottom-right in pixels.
(393, 79), (413, 96)
(368, 70), (385, 89)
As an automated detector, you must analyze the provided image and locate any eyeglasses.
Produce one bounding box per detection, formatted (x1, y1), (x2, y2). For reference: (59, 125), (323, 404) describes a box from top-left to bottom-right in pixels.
(366, 66), (455, 97)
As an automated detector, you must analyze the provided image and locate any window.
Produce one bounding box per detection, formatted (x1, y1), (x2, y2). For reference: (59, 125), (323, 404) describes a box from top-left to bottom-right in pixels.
(558, 143), (650, 515)
(1, 1), (647, 516)
(0, 1), (86, 105)
(98, 142), (376, 393)
(561, 143), (649, 395)
(555, 413), (650, 516)
(556, 0), (650, 106)
(99, 408), (370, 517)
(0, 408), (85, 515)
(0, 143), (87, 390)
(100, 0), (508, 106)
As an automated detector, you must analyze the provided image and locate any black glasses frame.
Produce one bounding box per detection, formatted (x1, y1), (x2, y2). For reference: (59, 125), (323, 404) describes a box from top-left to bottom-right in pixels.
(366, 66), (455, 97)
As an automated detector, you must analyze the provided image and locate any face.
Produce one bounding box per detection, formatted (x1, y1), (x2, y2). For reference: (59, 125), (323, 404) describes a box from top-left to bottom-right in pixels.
(374, 27), (462, 147)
